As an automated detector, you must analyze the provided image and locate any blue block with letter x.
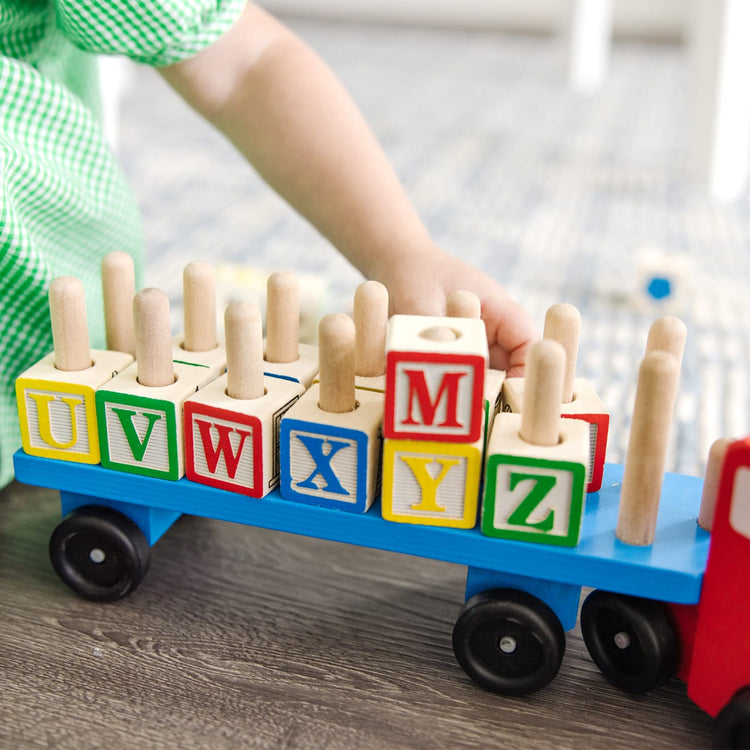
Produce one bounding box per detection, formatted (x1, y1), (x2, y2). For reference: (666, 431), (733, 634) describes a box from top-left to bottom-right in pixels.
(278, 385), (383, 513)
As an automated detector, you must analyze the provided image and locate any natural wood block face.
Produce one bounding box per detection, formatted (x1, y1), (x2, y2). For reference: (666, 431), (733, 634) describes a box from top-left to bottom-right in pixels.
(381, 437), (483, 528)
(172, 334), (227, 385)
(502, 376), (608, 492)
(384, 314), (488, 443)
(16, 349), (133, 463)
(481, 412), (589, 547)
(354, 374), (386, 393)
(483, 368), (505, 455)
(264, 342), (319, 389)
(184, 374), (304, 497)
(314, 374), (386, 393)
(279, 384), (383, 512)
(95, 362), (206, 480)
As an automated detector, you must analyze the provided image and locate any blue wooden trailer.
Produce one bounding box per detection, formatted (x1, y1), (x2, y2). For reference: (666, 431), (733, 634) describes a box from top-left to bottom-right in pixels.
(14, 450), (707, 698)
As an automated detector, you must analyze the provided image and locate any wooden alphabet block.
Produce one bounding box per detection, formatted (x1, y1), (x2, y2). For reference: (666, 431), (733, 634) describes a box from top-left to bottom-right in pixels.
(172, 260), (227, 384)
(264, 342), (319, 389)
(352, 280), (387, 394)
(483, 368), (505, 455)
(354, 373), (386, 393)
(384, 314), (488, 443)
(16, 349), (133, 463)
(316, 372), (386, 394)
(184, 374), (304, 497)
(482, 412), (589, 547)
(279, 384), (383, 512)
(172, 334), (227, 385)
(95, 361), (206, 480)
(381, 437), (483, 528)
(502, 376), (608, 492)
(264, 271), (319, 388)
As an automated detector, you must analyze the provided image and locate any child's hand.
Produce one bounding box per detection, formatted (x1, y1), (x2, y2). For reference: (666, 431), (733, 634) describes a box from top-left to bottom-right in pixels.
(159, 4), (536, 374)
(374, 243), (537, 376)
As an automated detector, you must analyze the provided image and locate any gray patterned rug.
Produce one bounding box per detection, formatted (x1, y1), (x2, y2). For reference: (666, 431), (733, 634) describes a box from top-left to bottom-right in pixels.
(117, 18), (750, 478)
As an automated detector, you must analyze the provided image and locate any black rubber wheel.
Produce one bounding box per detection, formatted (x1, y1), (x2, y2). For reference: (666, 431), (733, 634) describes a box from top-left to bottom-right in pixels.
(49, 506), (151, 602)
(580, 589), (679, 694)
(714, 688), (750, 749)
(452, 588), (566, 696)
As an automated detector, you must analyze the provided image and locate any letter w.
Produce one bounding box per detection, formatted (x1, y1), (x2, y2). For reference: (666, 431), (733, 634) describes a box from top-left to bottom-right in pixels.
(402, 369), (466, 428)
(195, 420), (252, 479)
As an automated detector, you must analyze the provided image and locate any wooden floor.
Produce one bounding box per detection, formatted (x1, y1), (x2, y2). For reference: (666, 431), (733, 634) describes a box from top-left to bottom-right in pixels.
(1, 480), (714, 749)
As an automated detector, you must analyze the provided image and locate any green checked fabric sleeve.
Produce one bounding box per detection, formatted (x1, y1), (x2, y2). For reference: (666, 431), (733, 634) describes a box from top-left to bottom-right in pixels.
(0, 0), (245, 486)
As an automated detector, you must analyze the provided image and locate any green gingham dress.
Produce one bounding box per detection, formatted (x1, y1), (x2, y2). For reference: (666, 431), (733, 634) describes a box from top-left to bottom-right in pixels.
(0, 0), (245, 486)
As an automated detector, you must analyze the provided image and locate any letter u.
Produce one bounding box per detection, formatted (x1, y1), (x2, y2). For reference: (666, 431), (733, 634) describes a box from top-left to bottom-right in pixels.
(27, 392), (83, 449)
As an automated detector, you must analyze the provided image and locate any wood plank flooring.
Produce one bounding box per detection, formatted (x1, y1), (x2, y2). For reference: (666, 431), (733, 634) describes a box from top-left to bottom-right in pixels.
(1, 481), (714, 749)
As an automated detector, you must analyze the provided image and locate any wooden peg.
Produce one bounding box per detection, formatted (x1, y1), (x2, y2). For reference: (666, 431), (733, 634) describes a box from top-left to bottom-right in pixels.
(446, 290), (481, 319)
(698, 436), (734, 531)
(319, 313), (356, 413)
(183, 261), (217, 352)
(419, 326), (458, 342)
(646, 316), (686, 367)
(49, 276), (91, 372)
(266, 271), (299, 364)
(354, 280), (388, 377)
(101, 251), (135, 355)
(225, 301), (265, 401)
(519, 339), (565, 447)
(134, 288), (174, 388)
(543, 303), (580, 404)
(616, 351), (680, 546)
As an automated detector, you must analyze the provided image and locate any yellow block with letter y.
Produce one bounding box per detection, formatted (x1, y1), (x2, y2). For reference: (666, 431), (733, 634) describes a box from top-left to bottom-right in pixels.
(381, 437), (482, 528)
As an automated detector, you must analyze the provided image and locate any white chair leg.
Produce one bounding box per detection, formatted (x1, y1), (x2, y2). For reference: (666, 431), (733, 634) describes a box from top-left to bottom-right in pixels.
(688, 0), (750, 201)
(566, 0), (614, 95)
(98, 56), (134, 152)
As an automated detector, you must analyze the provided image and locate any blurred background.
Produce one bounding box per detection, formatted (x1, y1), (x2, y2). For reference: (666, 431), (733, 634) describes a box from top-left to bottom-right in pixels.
(112, 0), (750, 478)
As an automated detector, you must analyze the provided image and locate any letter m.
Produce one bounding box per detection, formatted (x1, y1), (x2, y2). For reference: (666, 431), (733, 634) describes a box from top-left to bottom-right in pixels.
(401, 369), (466, 429)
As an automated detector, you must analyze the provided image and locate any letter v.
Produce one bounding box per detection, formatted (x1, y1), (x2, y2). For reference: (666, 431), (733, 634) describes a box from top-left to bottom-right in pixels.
(111, 407), (162, 462)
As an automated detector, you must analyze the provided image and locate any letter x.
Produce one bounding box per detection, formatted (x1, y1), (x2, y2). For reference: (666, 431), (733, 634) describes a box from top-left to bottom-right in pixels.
(295, 435), (351, 496)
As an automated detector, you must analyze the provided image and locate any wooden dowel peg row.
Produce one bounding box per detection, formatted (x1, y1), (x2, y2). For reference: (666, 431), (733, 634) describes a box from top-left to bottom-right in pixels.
(616, 351), (680, 546)
(49, 276), (91, 372)
(266, 270), (299, 364)
(134, 287), (174, 388)
(319, 313), (356, 414)
(101, 251), (136, 356)
(354, 280), (389, 377)
(183, 261), (217, 353)
(519, 339), (566, 447)
(543, 303), (581, 404)
(225, 301), (265, 401)
(446, 290), (481, 319)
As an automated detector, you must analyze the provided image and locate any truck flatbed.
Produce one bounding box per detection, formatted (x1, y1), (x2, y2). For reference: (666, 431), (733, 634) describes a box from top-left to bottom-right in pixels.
(14, 451), (709, 606)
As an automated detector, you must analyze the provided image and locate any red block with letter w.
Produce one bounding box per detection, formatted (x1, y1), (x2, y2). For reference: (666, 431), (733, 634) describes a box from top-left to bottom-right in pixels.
(384, 314), (488, 443)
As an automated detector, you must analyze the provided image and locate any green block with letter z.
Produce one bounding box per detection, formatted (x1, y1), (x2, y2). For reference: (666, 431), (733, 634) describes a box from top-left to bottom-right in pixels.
(481, 454), (586, 547)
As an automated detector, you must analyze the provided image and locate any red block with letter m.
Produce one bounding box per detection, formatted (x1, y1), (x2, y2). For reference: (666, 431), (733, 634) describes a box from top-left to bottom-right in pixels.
(384, 314), (488, 443)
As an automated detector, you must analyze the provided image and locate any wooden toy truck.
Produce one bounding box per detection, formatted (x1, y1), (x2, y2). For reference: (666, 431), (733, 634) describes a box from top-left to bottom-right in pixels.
(12, 435), (750, 745)
(11, 267), (750, 747)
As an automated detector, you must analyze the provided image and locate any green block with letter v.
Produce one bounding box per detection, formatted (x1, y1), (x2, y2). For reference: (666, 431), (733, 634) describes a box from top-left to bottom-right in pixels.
(481, 454), (586, 547)
(96, 390), (180, 480)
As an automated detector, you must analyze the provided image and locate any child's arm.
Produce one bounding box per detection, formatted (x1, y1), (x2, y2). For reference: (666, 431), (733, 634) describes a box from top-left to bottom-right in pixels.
(158, 3), (536, 373)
